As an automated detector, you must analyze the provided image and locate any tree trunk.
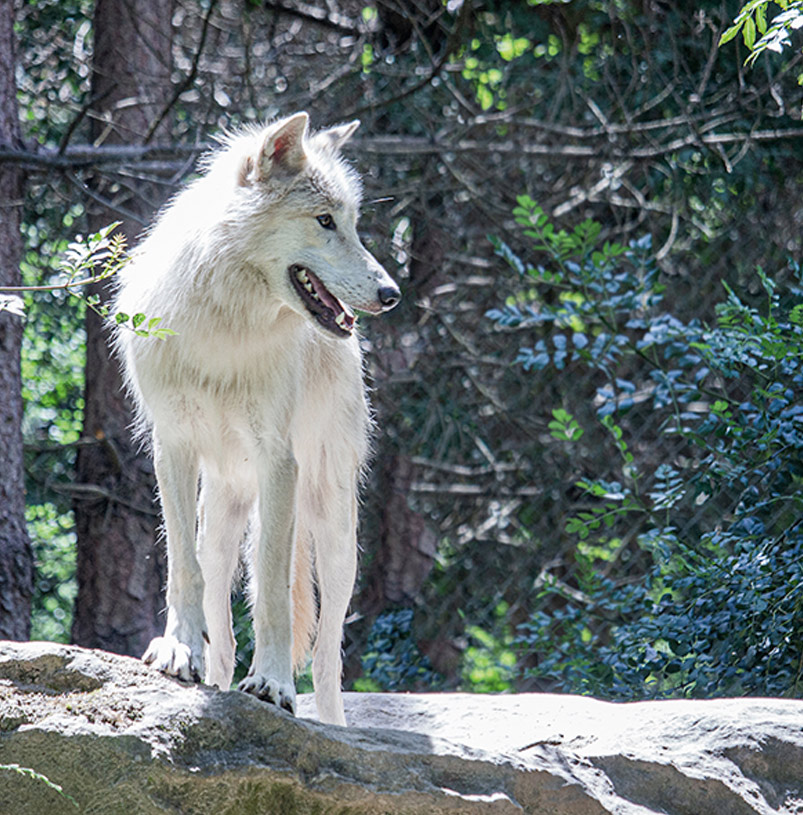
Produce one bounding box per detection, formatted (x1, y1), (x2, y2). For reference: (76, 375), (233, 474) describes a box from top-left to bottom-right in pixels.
(0, 0), (33, 640)
(358, 455), (438, 618)
(71, 0), (173, 656)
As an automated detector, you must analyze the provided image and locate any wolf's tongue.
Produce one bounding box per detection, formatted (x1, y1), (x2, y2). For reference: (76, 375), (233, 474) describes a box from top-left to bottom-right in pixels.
(307, 269), (354, 327)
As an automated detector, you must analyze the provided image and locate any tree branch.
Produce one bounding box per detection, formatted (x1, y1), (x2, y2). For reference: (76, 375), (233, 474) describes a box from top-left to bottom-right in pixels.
(57, 86), (117, 156)
(261, 0), (365, 35)
(144, 0), (220, 143)
(65, 170), (149, 226)
(2, 125), (803, 173)
(53, 482), (158, 516)
(0, 142), (202, 170)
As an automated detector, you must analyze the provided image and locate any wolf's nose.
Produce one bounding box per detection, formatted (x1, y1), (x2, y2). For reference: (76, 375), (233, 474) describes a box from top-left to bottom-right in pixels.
(378, 285), (401, 311)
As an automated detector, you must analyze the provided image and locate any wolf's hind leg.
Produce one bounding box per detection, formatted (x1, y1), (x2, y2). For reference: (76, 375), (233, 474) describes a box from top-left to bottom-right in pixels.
(198, 475), (252, 690)
(143, 436), (206, 682)
(309, 483), (358, 727)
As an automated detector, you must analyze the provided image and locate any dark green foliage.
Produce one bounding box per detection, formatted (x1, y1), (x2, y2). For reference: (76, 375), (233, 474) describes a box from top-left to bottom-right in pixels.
(20, 221), (86, 644)
(356, 610), (438, 692)
(490, 200), (803, 699)
(521, 531), (803, 698)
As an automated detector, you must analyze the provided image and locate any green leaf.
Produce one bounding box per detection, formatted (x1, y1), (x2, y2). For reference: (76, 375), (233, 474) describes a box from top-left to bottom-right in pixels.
(743, 16), (757, 48)
(566, 517), (590, 539)
(152, 327), (177, 340)
(756, 3), (767, 33)
(577, 480), (609, 497)
(719, 21), (743, 46)
(131, 313), (147, 328)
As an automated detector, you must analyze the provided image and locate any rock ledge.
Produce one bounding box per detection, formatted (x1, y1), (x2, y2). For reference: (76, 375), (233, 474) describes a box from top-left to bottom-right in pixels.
(0, 641), (801, 814)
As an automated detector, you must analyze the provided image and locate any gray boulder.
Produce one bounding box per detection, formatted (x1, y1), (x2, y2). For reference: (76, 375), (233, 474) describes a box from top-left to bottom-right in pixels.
(0, 640), (801, 814)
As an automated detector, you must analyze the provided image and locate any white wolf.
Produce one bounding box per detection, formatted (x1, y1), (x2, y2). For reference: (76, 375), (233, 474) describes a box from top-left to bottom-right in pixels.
(114, 112), (400, 726)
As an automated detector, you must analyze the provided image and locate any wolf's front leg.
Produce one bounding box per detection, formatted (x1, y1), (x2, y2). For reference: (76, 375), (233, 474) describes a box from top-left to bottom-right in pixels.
(143, 437), (207, 683)
(239, 445), (298, 714)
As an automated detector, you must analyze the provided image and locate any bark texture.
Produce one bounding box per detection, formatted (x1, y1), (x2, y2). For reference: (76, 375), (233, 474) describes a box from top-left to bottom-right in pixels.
(71, 0), (173, 655)
(0, 0), (33, 640)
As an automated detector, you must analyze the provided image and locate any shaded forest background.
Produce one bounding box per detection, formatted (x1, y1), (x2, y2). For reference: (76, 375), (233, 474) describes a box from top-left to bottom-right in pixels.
(1, 0), (802, 699)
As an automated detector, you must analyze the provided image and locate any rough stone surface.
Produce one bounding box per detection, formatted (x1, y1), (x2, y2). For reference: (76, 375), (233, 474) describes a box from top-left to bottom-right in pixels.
(0, 641), (801, 814)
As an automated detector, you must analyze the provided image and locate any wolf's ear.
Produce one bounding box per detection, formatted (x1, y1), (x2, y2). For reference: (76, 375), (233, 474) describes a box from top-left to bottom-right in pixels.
(253, 112), (309, 181)
(316, 120), (360, 152)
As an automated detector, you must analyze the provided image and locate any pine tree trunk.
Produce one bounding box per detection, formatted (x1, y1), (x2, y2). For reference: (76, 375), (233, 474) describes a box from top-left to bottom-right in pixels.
(0, 0), (33, 640)
(71, 0), (173, 656)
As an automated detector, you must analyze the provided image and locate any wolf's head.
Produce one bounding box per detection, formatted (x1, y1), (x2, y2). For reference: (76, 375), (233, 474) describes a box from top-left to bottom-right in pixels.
(233, 112), (400, 339)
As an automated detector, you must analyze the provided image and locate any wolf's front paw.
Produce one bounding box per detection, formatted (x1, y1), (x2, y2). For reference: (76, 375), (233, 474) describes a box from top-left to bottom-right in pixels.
(143, 635), (204, 683)
(238, 672), (297, 715)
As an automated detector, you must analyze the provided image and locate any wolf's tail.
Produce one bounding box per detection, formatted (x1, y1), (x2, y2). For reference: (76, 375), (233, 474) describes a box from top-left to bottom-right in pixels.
(291, 527), (317, 671)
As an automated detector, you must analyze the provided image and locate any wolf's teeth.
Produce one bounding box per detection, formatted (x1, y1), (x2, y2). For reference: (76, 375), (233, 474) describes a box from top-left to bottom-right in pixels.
(334, 312), (347, 329)
(296, 268), (308, 282)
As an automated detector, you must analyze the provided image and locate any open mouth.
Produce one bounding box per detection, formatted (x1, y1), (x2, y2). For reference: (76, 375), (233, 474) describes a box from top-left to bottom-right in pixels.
(289, 264), (356, 337)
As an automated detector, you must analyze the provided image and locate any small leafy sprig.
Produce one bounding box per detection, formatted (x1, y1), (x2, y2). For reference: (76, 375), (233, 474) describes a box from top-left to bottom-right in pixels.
(112, 310), (173, 338)
(720, 0), (803, 66)
(0, 223), (174, 340)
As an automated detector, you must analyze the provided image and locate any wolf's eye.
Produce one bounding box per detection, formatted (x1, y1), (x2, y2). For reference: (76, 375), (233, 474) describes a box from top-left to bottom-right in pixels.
(316, 214), (336, 230)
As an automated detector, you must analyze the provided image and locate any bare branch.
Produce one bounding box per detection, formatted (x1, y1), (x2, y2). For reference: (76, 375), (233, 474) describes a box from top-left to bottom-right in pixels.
(410, 482), (541, 497)
(261, 0), (365, 35)
(65, 171), (150, 226)
(53, 482), (158, 516)
(0, 142), (202, 170)
(144, 0), (220, 143)
(3, 126), (803, 175)
(57, 86), (117, 156)
(0, 273), (109, 292)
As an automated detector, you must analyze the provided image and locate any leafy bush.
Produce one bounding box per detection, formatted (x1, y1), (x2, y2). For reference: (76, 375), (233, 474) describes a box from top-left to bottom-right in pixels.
(462, 620), (517, 692)
(489, 198), (803, 699)
(356, 607), (517, 693)
(356, 609), (438, 692)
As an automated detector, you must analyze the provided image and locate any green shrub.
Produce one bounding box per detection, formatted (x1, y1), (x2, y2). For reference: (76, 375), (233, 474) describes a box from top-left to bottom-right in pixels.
(357, 610), (438, 691)
(489, 198), (803, 699)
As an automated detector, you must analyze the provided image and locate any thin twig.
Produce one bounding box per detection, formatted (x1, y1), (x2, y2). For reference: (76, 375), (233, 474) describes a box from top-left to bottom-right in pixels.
(0, 143), (202, 169)
(53, 482), (158, 516)
(0, 273), (107, 292)
(144, 0), (220, 143)
(262, 0), (363, 34)
(65, 171), (149, 226)
(57, 86), (117, 156)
